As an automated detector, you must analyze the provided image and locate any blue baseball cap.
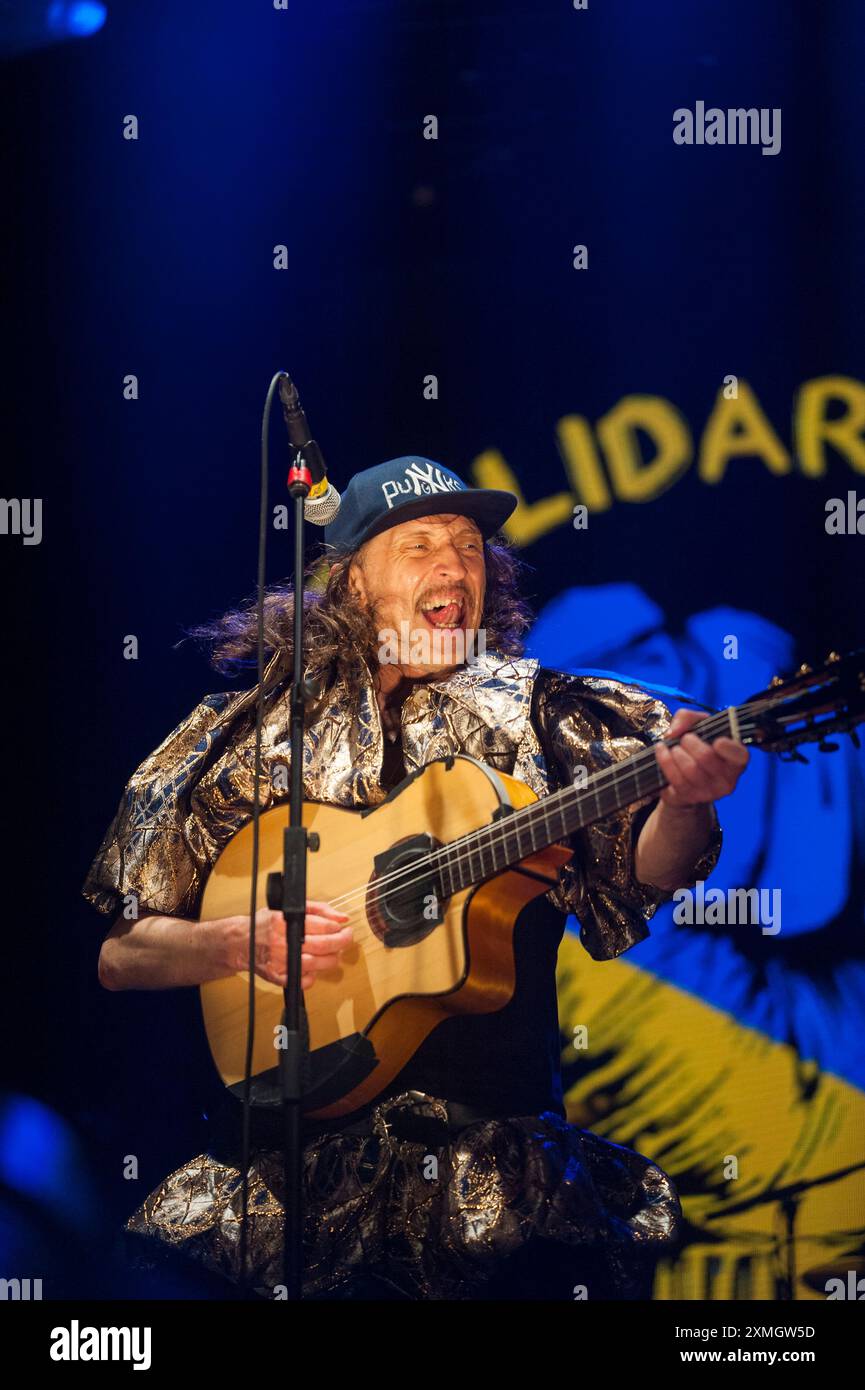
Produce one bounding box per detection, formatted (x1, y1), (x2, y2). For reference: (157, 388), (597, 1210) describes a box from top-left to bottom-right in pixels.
(323, 457), (518, 555)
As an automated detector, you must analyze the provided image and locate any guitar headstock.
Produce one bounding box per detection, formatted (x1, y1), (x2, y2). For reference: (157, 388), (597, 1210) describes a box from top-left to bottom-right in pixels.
(743, 649), (865, 758)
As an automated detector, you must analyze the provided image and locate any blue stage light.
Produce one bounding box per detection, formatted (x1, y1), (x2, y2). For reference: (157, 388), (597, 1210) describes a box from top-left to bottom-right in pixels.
(0, 1094), (67, 1201)
(46, 2), (106, 38)
(0, 1), (106, 53)
(0, 1093), (98, 1235)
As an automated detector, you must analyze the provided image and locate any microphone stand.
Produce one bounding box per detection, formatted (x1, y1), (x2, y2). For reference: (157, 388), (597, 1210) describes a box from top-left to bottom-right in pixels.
(265, 444), (318, 1300)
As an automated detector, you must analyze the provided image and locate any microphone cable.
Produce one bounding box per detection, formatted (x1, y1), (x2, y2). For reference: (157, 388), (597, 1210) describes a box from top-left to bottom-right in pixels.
(238, 369), (286, 1292)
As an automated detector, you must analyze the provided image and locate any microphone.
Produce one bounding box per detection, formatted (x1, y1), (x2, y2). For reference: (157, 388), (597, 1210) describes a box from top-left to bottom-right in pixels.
(277, 372), (341, 525)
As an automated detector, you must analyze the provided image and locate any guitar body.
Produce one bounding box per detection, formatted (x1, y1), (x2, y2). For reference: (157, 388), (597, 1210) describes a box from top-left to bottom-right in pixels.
(199, 755), (572, 1119)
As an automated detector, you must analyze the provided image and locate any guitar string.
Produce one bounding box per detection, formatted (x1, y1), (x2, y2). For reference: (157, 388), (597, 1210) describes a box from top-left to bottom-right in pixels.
(294, 711), (763, 967)
(310, 707), (761, 931)
(249, 677), (849, 979)
(305, 703), (766, 929)
(294, 680), (846, 969)
(257, 665), (850, 936)
(334, 707), (756, 907)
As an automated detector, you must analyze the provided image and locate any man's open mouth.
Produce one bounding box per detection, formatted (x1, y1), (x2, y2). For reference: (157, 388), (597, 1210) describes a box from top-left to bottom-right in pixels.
(420, 596), (467, 629)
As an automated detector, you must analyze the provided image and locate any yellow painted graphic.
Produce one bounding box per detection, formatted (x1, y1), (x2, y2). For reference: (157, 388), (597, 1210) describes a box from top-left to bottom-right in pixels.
(557, 932), (865, 1302)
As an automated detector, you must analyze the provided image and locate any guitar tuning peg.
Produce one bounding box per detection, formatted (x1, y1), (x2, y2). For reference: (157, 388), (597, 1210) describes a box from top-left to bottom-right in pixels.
(780, 748), (810, 764)
(769, 675), (785, 688)
(796, 663), (813, 677)
(818, 741), (839, 753)
(826, 651), (841, 664)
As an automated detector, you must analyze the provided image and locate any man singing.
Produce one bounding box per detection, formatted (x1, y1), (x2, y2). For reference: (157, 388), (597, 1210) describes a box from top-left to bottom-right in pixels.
(82, 457), (748, 1300)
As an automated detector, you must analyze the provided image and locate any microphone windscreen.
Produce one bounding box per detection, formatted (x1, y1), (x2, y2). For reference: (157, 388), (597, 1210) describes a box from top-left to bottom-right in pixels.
(303, 483), (341, 526)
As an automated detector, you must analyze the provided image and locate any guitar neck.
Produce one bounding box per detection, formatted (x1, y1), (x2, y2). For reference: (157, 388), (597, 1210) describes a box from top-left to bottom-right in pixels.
(438, 703), (743, 896)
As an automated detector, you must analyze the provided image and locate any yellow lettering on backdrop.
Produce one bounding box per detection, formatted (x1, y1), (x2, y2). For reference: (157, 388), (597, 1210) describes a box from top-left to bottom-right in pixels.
(469, 378), (865, 549)
(471, 448), (573, 544)
(795, 375), (865, 477)
(556, 415), (613, 511)
(596, 395), (691, 502)
(699, 381), (790, 483)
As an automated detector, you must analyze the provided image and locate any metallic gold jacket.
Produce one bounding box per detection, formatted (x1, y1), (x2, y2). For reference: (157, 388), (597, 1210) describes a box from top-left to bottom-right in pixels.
(82, 648), (722, 961)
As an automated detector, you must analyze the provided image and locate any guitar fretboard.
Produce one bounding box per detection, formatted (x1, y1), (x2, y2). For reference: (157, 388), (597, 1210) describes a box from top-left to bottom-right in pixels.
(436, 703), (750, 896)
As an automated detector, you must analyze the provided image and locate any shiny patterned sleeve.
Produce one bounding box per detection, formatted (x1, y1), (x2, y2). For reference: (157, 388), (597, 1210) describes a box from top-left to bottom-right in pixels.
(530, 668), (723, 961)
(80, 690), (248, 924)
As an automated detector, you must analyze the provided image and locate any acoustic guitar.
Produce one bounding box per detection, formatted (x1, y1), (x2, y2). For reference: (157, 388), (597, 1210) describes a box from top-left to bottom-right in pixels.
(200, 649), (865, 1119)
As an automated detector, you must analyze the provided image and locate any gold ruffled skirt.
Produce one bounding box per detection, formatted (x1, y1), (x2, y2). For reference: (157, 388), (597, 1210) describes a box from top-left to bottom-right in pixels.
(124, 1091), (681, 1300)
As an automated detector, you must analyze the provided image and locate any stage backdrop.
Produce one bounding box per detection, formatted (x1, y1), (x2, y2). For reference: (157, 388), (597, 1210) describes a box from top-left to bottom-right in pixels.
(3, 0), (864, 1299)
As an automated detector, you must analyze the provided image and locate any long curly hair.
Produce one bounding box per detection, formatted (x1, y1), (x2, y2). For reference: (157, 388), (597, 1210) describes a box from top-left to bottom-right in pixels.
(184, 537), (535, 697)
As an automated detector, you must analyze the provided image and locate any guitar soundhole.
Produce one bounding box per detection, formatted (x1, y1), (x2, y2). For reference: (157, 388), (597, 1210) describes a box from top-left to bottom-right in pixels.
(368, 834), (446, 948)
